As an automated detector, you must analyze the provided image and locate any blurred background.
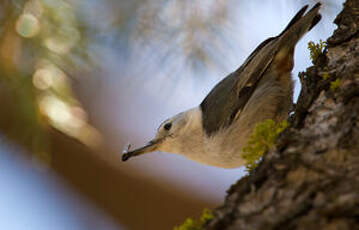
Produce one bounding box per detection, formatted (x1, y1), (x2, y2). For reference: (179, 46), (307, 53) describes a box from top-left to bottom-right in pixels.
(0, 0), (343, 229)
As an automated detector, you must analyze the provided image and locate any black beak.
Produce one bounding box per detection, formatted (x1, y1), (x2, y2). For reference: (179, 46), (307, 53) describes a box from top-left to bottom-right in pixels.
(122, 140), (159, 161)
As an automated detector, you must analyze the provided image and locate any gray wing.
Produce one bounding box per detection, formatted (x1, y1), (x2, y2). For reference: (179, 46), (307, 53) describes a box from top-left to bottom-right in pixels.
(200, 3), (321, 136)
(200, 37), (275, 136)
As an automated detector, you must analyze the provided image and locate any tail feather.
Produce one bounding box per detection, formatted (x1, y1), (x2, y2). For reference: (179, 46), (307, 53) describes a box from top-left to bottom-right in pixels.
(279, 4), (309, 37)
(309, 13), (322, 31)
(308, 3), (322, 30)
(272, 3), (321, 73)
(278, 3), (322, 49)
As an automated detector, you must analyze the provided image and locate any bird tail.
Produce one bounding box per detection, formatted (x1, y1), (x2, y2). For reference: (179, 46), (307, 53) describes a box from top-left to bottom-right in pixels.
(277, 3), (322, 49)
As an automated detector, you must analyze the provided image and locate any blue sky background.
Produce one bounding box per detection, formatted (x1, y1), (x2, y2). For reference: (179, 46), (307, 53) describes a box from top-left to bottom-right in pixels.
(0, 136), (121, 230)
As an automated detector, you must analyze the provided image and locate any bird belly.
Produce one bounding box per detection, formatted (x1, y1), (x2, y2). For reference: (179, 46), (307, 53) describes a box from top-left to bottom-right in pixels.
(180, 78), (291, 169)
(197, 79), (291, 168)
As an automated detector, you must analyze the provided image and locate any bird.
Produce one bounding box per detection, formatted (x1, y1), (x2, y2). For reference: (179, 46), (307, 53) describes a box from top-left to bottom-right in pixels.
(122, 3), (321, 168)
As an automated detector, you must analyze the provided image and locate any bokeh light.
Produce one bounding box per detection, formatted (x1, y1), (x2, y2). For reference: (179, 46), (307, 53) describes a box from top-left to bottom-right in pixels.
(16, 13), (40, 38)
(33, 68), (54, 90)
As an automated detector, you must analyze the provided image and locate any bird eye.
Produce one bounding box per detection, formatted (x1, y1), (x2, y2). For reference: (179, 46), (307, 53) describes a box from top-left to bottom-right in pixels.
(164, 123), (172, 131)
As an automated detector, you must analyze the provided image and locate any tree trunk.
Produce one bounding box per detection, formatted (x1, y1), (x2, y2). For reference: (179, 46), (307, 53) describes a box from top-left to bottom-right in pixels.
(206, 1), (359, 229)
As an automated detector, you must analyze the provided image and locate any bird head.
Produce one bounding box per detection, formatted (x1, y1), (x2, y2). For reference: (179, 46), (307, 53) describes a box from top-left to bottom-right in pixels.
(122, 108), (201, 161)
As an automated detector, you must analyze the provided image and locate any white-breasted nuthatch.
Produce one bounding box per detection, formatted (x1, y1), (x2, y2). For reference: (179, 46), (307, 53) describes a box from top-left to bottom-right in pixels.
(122, 4), (321, 168)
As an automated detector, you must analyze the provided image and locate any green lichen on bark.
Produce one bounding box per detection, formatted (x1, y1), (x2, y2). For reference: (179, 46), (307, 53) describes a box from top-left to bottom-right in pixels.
(330, 78), (341, 91)
(242, 119), (288, 172)
(174, 209), (213, 230)
(308, 39), (327, 64)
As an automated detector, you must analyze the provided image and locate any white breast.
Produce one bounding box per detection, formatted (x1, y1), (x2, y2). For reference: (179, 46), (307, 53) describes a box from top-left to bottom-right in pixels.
(177, 107), (247, 168)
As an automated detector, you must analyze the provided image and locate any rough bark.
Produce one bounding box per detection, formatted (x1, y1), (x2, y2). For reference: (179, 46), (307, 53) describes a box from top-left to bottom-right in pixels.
(206, 1), (359, 229)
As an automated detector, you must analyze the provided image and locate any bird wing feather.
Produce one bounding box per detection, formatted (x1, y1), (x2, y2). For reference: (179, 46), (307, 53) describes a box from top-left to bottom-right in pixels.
(200, 3), (321, 136)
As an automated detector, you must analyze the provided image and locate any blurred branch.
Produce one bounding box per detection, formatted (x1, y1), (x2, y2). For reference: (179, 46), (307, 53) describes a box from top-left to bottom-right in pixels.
(0, 2), (215, 230)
